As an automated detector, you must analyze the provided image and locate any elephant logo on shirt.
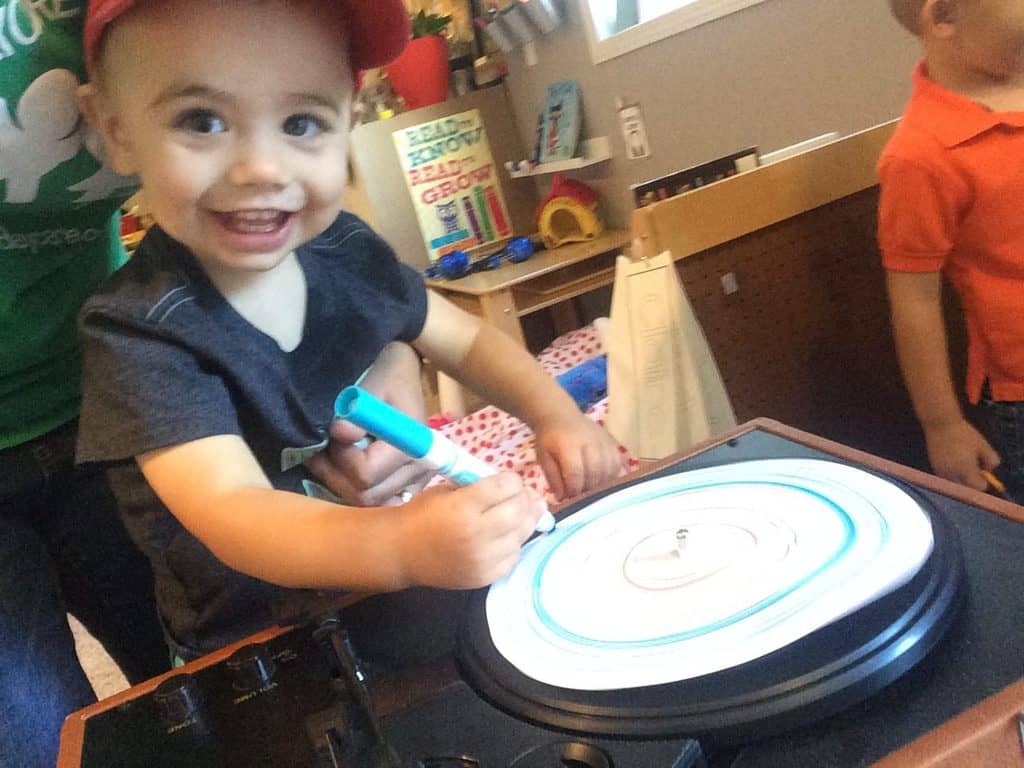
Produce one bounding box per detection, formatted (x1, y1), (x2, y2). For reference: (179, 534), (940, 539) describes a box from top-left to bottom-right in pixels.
(0, 68), (134, 205)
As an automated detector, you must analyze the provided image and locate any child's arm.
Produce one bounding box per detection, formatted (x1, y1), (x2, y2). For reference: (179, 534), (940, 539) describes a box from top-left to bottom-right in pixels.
(886, 269), (1000, 489)
(305, 342), (433, 506)
(137, 435), (537, 591)
(412, 292), (626, 499)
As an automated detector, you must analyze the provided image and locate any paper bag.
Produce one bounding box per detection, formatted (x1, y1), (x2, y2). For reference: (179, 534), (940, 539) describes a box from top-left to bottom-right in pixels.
(604, 251), (736, 460)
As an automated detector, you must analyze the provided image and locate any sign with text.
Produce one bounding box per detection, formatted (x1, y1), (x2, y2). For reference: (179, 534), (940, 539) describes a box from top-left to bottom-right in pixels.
(392, 109), (512, 261)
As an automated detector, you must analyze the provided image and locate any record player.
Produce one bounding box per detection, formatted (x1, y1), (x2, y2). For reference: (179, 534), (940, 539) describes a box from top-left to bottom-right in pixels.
(58, 420), (1024, 767)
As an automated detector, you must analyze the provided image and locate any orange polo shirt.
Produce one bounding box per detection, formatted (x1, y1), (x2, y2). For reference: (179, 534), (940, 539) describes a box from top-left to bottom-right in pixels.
(878, 62), (1024, 404)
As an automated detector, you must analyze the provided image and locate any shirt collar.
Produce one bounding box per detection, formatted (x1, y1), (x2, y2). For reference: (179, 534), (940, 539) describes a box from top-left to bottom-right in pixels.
(907, 61), (1024, 147)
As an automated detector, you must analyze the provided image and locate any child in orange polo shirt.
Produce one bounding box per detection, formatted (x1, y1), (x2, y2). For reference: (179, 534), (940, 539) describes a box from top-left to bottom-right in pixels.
(880, 0), (1024, 501)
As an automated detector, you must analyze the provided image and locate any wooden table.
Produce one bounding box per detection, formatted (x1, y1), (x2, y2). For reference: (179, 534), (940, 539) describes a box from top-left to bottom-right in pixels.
(426, 229), (630, 346)
(425, 229), (629, 414)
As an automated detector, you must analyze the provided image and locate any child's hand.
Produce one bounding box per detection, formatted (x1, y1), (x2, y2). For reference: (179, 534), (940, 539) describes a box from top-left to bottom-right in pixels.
(306, 418), (432, 506)
(305, 342), (431, 505)
(395, 472), (539, 589)
(923, 418), (1001, 492)
(535, 413), (627, 500)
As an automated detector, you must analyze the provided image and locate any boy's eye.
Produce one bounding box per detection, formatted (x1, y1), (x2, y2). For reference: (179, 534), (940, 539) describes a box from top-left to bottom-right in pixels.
(174, 109), (226, 135)
(283, 114), (328, 138)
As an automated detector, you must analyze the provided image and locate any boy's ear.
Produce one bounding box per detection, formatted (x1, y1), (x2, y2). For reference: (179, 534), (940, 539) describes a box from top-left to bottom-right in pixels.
(922, 0), (957, 36)
(77, 83), (137, 175)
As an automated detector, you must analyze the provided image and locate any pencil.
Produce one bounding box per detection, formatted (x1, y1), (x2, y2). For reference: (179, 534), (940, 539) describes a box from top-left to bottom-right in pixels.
(980, 469), (1007, 498)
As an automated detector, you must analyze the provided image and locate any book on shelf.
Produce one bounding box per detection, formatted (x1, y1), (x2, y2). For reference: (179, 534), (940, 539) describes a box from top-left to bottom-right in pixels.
(631, 147), (759, 208)
(539, 79), (581, 164)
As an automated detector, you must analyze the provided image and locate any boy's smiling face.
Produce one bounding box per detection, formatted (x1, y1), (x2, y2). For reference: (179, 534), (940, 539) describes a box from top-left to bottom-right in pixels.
(86, 0), (354, 276)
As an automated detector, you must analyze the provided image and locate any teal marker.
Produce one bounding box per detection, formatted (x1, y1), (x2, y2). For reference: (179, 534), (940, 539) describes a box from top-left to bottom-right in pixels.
(335, 386), (556, 533)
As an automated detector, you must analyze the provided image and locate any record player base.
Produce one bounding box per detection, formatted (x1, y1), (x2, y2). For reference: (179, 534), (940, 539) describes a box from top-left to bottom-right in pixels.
(57, 419), (1024, 768)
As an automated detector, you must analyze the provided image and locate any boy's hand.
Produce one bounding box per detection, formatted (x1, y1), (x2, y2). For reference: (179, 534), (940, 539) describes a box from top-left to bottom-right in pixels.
(535, 412), (627, 500)
(306, 342), (432, 505)
(306, 419), (433, 506)
(923, 418), (1001, 492)
(395, 472), (539, 589)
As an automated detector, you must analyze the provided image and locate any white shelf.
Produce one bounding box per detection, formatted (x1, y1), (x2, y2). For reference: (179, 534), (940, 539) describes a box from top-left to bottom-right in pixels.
(507, 136), (612, 178)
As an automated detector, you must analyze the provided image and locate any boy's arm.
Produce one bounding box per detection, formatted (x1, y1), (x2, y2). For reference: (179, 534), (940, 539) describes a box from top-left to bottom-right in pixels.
(137, 434), (537, 591)
(886, 270), (999, 489)
(413, 292), (625, 498)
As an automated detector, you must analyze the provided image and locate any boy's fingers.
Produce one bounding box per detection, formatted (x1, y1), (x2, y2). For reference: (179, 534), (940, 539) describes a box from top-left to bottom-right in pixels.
(981, 444), (1001, 471)
(467, 476), (540, 540)
(525, 490), (549, 538)
(306, 443), (431, 506)
(328, 418), (369, 446)
(472, 470), (525, 502)
(583, 442), (610, 492)
(366, 463), (433, 506)
(559, 455), (585, 499)
(308, 442), (376, 489)
(304, 450), (356, 494)
(361, 440), (427, 484)
(538, 451), (565, 500)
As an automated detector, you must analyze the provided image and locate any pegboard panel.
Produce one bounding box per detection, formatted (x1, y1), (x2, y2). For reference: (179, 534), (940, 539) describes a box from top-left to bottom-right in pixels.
(676, 187), (967, 470)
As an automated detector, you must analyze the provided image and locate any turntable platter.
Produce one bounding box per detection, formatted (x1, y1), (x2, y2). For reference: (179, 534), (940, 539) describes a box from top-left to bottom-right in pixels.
(457, 458), (964, 744)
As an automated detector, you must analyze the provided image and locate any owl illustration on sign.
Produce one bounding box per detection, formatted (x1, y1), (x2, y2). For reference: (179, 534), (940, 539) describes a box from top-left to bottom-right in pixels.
(436, 199), (460, 234)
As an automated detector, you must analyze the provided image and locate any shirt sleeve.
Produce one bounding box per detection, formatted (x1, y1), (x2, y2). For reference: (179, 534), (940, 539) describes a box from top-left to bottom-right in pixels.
(877, 155), (966, 273)
(319, 214), (429, 342)
(394, 260), (429, 342)
(76, 310), (242, 463)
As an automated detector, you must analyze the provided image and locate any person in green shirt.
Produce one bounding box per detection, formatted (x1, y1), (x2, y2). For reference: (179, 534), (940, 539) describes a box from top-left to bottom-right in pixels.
(0, 4), (428, 764)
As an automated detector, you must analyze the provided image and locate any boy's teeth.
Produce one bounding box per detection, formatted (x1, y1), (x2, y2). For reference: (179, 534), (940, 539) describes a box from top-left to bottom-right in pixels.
(222, 210), (288, 232)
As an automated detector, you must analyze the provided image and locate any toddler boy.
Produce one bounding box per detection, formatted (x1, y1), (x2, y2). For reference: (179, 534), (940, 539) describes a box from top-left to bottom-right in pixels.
(76, 0), (625, 659)
(880, 0), (1024, 499)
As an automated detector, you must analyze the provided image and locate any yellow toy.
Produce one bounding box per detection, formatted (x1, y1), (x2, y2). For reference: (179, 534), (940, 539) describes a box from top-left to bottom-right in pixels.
(535, 174), (605, 249)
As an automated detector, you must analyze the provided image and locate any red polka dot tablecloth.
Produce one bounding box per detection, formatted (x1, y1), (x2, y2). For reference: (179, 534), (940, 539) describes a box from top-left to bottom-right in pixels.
(431, 323), (640, 502)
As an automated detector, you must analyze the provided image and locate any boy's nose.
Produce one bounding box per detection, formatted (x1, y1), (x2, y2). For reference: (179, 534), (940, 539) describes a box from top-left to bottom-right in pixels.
(227, 137), (290, 189)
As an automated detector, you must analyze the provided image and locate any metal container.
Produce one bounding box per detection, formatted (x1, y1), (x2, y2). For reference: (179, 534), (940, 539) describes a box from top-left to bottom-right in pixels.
(519, 0), (561, 34)
(480, 14), (516, 53)
(501, 4), (536, 45)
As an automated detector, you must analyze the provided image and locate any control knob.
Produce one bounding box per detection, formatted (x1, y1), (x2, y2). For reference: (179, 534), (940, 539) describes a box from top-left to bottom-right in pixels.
(227, 642), (277, 692)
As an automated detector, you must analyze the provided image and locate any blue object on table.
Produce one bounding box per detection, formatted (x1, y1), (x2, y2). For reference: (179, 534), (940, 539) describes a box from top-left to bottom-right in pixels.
(335, 386), (556, 533)
(555, 355), (607, 411)
(424, 238), (538, 281)
(437, 249), (471, 279)
(506, 236), (534, 263)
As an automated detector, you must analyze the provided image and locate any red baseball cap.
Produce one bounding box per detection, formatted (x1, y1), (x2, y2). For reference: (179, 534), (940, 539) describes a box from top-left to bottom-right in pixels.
(84, 0), (411, 75)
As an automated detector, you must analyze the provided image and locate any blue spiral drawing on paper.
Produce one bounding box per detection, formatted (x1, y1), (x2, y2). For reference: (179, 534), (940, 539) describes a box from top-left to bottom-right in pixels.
(529, 480), (862, 649)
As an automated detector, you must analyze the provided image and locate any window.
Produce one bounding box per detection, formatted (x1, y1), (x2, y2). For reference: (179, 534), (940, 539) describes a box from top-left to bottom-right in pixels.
(579, 0), (767, 63)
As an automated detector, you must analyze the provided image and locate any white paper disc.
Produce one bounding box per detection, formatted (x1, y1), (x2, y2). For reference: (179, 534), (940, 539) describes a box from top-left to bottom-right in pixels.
(485, 459), (934, 691)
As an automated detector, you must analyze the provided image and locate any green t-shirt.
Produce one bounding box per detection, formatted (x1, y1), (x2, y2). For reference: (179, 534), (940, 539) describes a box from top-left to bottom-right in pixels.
(0, 0), (137, 448)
